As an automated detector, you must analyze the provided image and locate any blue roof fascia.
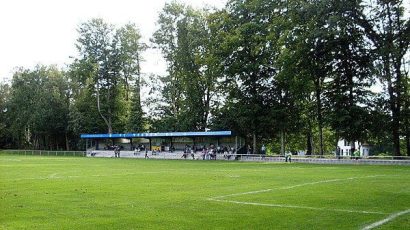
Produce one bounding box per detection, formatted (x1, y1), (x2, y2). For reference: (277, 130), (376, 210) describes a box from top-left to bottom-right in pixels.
(80, 131), (232, 139)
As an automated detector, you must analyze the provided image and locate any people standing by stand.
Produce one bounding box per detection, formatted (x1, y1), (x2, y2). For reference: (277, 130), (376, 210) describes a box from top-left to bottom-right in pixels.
(247, 145), (252, 155)
(113, 145), (116, 157)
(145, 148), (149, 159)
(261, 144), (266, 159)
(285, 152), (292, 163)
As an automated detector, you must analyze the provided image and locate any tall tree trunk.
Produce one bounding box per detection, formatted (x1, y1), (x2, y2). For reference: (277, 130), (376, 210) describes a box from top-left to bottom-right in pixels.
(96, 82), (112, 134)
(253, 132), (256, 154)
(280, 130), (285, 156)
(405, 87), (410, 156)
(315, 81), (324, 155)
(384, 5), (402, 156)
(65, 132), (70, 151)
(392, 113), (400, 156)
(385, 56), (401, 156)
(394, 61), (402, 156)
(43, 135), (46, 150)
(203, 87), (211, 130)
(108, 116), (113, 134)
(135, 51), (141, 105)
(406, 128), (410, 156)
(404, 66), (409, 156)
(311, 136), (315, 155)
(335, 133), (339, 157)
(306, 131), (312, 155)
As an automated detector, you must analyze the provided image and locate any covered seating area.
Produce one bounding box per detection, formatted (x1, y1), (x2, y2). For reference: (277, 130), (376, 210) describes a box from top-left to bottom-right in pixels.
(81, 131), (242, 153)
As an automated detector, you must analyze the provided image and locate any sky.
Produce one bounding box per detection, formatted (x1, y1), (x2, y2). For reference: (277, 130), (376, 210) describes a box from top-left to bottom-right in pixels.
(0, 0), (227, 82)
(0, 0), (408, 84)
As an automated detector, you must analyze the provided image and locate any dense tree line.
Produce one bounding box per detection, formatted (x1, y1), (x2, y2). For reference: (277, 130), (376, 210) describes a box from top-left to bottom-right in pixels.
(0, 0), (408, 155)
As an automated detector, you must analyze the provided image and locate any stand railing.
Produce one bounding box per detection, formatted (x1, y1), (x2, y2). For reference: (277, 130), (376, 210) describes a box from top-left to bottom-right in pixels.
(1, 150), (86, 157)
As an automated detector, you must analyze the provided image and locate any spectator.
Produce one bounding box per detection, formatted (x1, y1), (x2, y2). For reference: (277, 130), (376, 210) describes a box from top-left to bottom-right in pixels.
(145, 148), (149, 159)
(261, 144), (266, 155)
(247, 145), (252, 155)
(202, 148), (207, 160)
(336, 146), (341, 159)
(285, 152), (292, 162)
(114, 145), (118, 157)
(134, 146), (140, 156)
(261, 144), (266, 160)
(354, 149), (360, 160)
(191, 149), (195, 160)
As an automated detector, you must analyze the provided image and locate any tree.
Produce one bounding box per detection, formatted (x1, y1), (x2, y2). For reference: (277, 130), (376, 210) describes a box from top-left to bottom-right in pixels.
(115, 23), (146, 132)
(67, 59), (107, 149)
(0, 81), (12, 148)
(207, 0), (314, 154)
(8, 66), (70, 150)
(75, 19), (144, 134)
(356, 0), (410, 155)
(324, 0), (374, 153)
(302, 1), (335, 156)
(403, 64), (410, 155)
(151, 2), (219, 131)
(209, 0), (284, 152)
(76, 19), (121, 134)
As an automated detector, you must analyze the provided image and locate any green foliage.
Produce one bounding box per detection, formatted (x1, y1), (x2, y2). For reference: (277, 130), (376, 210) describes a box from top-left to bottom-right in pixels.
(210, 0), (408, 155)
(7, 66), (70, 150)
(355, 0), (410, 155)
(318, 1), (373, 146)
(209, 0), (286, 147)
(74, 19), (144, 134)
(0, 82), (12, 148)
(127, 83), (144, 132)
(151, 2), (218, 131)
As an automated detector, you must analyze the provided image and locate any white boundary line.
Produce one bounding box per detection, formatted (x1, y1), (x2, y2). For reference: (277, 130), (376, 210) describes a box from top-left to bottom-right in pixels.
(211, 175), (385, 200)
(4, 170), (181, 181)
(207, 198), (386, 215)
(361, 209), (410, 230)
(208, 175), (388, 215)
(211, 189), (273, 199)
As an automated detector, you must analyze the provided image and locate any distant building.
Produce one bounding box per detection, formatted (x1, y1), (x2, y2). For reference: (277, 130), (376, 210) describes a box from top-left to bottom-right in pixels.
(337, 140), (371, 157)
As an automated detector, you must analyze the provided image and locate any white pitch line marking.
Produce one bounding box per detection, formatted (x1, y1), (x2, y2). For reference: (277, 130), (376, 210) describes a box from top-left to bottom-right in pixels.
(211, 175), (385, 200)
(281, 175), (383, 189)
(211, 189), (273, 200)
(207, 198), (386, 215)
(361, 209), (410, 230)
(208, 175), (387, 215)
(4, 170), (182, 181)
(48, 173), (58, 179)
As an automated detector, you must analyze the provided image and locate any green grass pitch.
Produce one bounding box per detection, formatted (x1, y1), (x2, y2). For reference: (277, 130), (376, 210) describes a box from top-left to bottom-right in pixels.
(1, 155), (409, 229)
